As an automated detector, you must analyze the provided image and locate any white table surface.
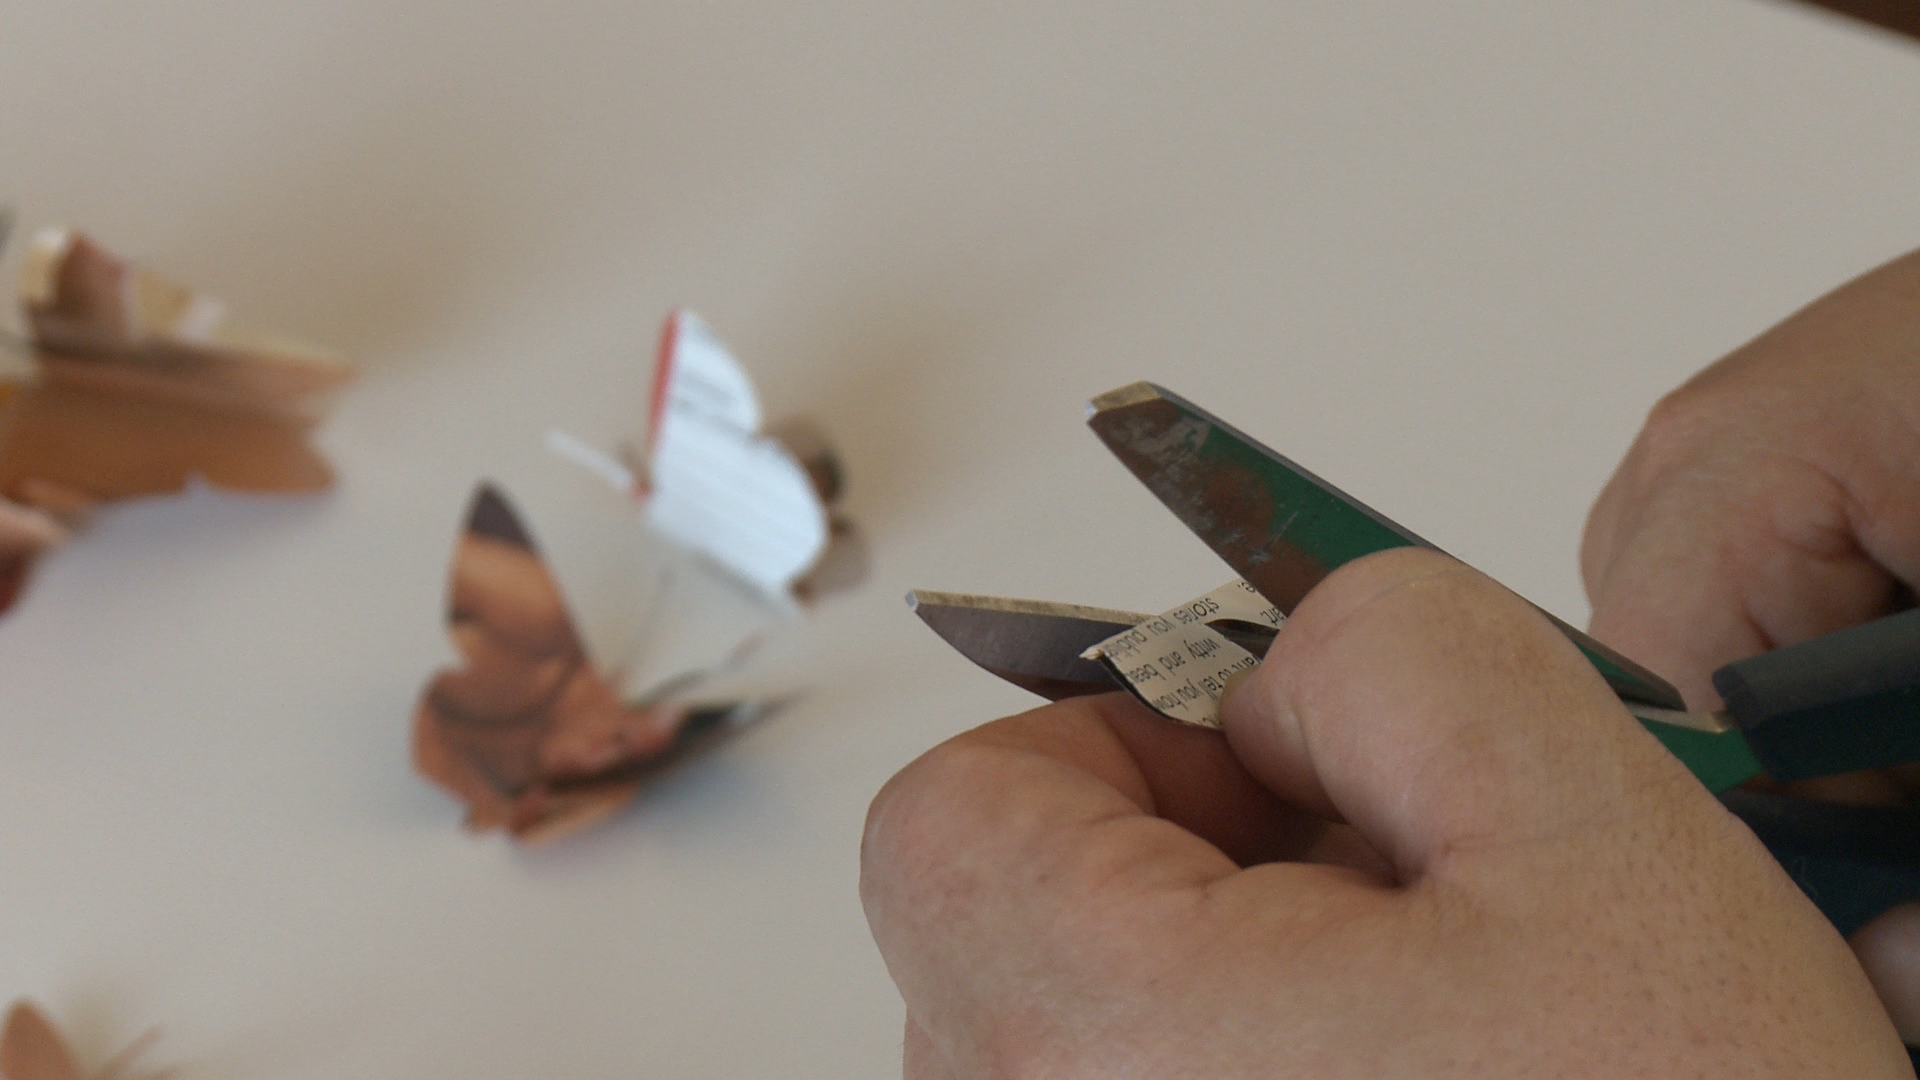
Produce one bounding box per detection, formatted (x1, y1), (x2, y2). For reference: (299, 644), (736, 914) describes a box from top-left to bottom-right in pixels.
(2, 3), (1917, 1076)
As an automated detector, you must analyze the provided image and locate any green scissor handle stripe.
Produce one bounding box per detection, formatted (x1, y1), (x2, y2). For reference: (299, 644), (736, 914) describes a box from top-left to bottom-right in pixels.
(1088, 381), (1757, 790)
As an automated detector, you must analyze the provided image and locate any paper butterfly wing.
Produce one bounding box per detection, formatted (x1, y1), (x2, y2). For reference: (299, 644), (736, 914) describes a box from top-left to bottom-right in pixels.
(0, 228), (344, 504)
(20, 228), (352, 423)
(415, 483), (732, 842)
(644, 311), (830, 598)
(649, 309), (762, 436)
(415, 484), (606, 830)
(0, 1002), (85, 1080)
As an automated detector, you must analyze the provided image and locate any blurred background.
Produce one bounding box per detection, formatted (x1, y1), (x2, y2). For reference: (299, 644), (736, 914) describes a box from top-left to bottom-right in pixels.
(1, 2), (1916, 1076)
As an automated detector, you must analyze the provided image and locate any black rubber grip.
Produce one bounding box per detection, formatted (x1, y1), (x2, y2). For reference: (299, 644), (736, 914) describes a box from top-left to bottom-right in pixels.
(1721, 789), (1920, 939)
(1714, 608), (1920, 782)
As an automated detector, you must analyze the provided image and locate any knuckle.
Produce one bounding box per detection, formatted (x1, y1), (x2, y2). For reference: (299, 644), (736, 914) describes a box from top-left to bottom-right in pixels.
(861, 735), (1011, 897)
(1630, 381), (1730, 472)
(1301, 548), (1504, 641)
(1287, 546), (1601, 707)
(1623, 362), (1800, 497)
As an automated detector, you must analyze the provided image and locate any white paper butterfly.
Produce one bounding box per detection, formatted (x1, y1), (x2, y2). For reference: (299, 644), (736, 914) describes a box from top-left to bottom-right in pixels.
(549, 309), (838, 601)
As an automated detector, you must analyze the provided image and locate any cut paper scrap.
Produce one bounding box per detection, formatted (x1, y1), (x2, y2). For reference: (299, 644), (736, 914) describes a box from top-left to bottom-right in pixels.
(1, 1000), (167, 1080)
(547, 308), (863, 604)
(0, 226), (351, 615)
(1082, 578), (1283, 728)
(414, 483), (770, 843)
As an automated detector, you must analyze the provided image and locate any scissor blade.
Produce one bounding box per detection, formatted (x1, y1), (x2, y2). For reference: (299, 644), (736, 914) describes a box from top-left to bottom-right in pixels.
(1087, 381), (1686, 711)
(907, 591), (1139, 700)
(908, 589), (1282, 702)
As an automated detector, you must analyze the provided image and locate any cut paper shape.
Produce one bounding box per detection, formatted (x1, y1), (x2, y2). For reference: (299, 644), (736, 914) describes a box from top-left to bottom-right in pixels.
(0, 227), (352, 614)
(548, 309), (862, 604)
(413, 483), (768, 843)
(1081, 578), (1283, 728)
(0, 1000), (166, 1080)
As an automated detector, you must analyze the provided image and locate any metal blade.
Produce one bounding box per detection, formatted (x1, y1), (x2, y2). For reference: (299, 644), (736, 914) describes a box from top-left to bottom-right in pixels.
(907, 591), (1139, 700)
(1086, 381), (1686, 711)
(908, 589), (1280, 702)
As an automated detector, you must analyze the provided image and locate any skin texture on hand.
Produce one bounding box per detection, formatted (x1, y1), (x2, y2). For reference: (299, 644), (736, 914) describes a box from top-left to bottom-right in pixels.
(1583, 246), (1920, 708)
(863, 549), (1908, 1079)
(1582, 245), (1920, 1036)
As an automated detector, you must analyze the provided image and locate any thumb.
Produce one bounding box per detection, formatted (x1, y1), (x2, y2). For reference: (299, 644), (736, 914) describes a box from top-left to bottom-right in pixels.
(1220, 547), (1702, 881)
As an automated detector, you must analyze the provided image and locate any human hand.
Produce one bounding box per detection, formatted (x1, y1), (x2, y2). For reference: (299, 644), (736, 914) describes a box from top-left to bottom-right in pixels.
(863, 548), (1906, 1078)
(1582, 246), (1920, 1035)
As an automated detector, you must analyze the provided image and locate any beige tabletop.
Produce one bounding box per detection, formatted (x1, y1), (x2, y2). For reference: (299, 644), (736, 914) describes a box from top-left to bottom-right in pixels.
(2, 3), (1918, 1076)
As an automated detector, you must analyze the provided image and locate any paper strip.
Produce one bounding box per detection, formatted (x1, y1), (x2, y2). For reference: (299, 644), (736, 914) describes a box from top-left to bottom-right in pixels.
(1081, 578), (1283, 728)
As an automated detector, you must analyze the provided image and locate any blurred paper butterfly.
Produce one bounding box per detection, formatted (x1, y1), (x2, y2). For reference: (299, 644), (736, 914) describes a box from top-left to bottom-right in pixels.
(548, 309), (858, 603)
(412, 483), (767, 843)
(0, 1000), (166, 1080)
(0, 224), (352, 616)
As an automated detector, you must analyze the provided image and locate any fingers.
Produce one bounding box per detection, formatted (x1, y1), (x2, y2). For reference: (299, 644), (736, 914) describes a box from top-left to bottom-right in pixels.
(862, 694), (1224, 1073)
(1581, 460), (1783, 705)
(1576, 246), (1920, 1039)
(860, 692), (1366, 1072)
(1219, 547), (1702, 882)
(866, 548), (1911, 1076)
(1582, 245), (1920, 705)
(1085, 691), (1350, 867)
(1853, 903), (1920, 1043)
(1582, 424), (1903, 705)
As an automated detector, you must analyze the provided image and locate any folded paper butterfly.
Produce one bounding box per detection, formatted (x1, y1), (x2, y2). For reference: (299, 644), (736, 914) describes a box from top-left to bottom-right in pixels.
(413, 484), (771, 843)
(547, 308), (863, 604)
(0, 226), (352, 614)
(0, 1000), (166, 1080)
(417, 312), (864, 841)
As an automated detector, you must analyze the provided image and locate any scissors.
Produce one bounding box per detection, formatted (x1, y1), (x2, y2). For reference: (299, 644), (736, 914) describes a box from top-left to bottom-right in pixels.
(910, 381), (1920, 939)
